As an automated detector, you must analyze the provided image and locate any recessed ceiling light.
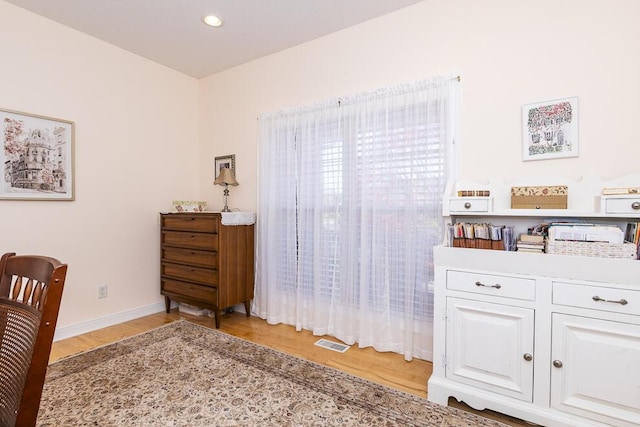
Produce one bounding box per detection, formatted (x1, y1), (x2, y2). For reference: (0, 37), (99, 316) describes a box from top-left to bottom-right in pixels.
(203, 15), (223, 27)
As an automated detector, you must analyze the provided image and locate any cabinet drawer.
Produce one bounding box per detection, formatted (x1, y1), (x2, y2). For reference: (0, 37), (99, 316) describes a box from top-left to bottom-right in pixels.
(161, 214), (219, 233)
(162, 278), (217, 304)
(162, 230), (218, 251)
(162, 246), (217, 268)
(447, 270), (535, 301)
(601, 196), (640, 214)
(162, 262), (218, 286)
(553, 281), (639, 316)
(448, 197), (491, 213)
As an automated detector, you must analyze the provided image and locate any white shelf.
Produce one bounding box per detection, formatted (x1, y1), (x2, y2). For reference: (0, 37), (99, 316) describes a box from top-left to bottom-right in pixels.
(442, 175), (640, 266)
(448, 209), (640, 219)
(444, 174), (640, 218)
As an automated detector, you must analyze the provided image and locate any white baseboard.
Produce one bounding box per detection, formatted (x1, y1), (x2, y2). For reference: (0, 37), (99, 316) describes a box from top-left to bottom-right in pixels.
(53, 301), (177, 342)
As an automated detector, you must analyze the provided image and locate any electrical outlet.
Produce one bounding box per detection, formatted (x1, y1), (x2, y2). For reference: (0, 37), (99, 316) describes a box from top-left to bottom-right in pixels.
(98, 284), (108, 299)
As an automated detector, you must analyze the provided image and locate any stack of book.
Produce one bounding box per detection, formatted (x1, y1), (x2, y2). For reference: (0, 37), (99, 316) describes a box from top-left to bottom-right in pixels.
(516, 233), (545, 253)
(625, 222), (640, 260)
(625, 222), (640, 245)
(602, 187), (640, 195)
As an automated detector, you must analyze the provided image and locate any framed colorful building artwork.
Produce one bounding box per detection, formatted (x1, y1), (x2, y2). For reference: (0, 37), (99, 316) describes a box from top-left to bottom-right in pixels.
(522, 97), (578, 161)
(1, 108), (75, 200)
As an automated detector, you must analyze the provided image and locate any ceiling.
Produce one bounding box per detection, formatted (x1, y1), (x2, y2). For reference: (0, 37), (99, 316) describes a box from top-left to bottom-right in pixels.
(5, 0), (423, 79)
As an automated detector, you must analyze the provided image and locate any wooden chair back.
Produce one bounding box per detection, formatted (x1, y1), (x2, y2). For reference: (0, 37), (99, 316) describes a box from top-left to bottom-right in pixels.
(0, 298), (42, 426)
(0, 252), (67, 427)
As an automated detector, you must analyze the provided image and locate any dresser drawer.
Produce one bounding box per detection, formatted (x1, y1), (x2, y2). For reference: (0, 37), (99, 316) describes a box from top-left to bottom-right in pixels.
(162, 262), (218, 286)
(553, 281), (639, 316)
(162, 230), (218, 250)
(447, 270), (536, 301)
(162, 246), (217, 268)
(162, 278), (218, 304)
(161, 214), (219, 233)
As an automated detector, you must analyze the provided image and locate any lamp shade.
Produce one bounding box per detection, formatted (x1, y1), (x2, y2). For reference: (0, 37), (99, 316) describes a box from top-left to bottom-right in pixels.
(214, 168), (239, 186)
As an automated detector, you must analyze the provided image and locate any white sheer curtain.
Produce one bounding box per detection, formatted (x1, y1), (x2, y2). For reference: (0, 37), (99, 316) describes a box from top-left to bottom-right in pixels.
(254, 76), (458, 361)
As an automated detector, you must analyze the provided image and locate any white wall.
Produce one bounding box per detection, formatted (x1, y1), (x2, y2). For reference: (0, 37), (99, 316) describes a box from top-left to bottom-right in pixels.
(0, 1), (199, 330)
(199, 0), (640, 212)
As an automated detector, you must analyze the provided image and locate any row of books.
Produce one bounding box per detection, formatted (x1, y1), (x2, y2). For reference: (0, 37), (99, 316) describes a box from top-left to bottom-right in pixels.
(625, 222), (640, 245)
(447, 222), (515, 251)
(624, 222), (640, 260)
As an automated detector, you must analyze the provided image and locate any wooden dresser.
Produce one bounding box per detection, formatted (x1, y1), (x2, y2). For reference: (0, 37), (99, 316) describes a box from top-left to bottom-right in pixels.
(160, 212), (254, 328)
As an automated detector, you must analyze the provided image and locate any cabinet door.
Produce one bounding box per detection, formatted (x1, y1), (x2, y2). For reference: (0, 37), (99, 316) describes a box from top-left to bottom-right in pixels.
(446, 298), (534, 401)
(551, 314), (640, 427)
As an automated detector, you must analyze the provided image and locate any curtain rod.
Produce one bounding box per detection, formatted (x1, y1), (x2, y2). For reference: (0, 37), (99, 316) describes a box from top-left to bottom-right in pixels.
(258, 75), (461, 118)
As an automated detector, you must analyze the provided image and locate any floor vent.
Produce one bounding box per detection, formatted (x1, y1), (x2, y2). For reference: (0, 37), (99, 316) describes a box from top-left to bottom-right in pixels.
(314, 339), (350, 353)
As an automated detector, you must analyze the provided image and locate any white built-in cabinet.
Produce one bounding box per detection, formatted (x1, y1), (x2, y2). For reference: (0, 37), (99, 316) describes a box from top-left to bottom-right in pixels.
(428, 176), (640, 427)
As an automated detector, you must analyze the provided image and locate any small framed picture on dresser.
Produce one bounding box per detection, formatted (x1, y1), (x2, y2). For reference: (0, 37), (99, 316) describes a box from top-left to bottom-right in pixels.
(214, 154), (235, 177)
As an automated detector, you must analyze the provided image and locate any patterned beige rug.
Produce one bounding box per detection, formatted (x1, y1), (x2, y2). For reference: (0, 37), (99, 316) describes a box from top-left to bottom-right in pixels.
(38, 320), (507, 426)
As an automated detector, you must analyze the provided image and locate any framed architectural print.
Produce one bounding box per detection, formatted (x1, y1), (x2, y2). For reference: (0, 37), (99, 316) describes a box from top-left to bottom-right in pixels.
(214, 154), (235, 177)
(1, 108), (75, 200)
(522, 97), (578, 161)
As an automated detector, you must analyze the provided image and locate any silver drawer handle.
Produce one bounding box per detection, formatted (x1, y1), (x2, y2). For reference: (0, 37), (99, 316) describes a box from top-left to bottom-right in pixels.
(464, 202), (471, 209)
(632, 201), (640, 210)
(592, 296), (628, 305)
(475, 281), (501, 289)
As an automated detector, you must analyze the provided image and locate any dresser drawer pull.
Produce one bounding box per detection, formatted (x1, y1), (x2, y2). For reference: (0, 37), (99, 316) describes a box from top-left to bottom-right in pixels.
(464, 202), (471, 209)
(475, 281), (501, 289)
(592, 296), (628, 305)
(632, 201), (640, 210)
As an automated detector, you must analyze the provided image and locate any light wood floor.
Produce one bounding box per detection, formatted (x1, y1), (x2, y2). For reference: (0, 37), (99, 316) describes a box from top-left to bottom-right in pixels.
(50, 310), (530, 426)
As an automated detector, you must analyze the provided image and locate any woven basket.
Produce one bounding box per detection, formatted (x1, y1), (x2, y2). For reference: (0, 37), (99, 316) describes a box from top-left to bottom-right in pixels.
(547, 240), (638, 259)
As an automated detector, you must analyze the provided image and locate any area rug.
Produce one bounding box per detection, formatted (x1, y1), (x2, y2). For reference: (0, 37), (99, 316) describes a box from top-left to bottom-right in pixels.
(38, 320), (507, 426)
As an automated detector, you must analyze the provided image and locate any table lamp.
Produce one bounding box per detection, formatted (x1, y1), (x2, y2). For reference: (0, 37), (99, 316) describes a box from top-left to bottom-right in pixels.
(214, 168), (239, 212)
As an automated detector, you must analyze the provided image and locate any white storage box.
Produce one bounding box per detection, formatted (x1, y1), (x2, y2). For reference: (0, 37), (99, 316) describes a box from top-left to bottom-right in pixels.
(178, 303), (207, 316)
